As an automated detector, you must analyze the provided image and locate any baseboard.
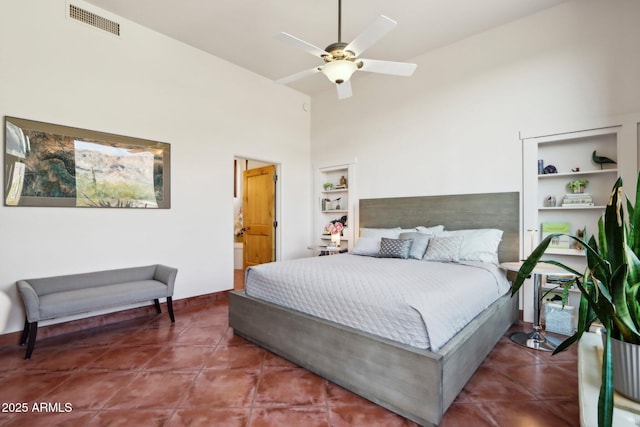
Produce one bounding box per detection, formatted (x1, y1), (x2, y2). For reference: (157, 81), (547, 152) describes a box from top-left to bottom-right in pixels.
(0, 291), (228, 349)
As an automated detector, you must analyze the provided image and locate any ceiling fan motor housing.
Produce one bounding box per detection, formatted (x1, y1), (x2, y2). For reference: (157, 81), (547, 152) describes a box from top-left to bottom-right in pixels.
(322, 42), (355, 62)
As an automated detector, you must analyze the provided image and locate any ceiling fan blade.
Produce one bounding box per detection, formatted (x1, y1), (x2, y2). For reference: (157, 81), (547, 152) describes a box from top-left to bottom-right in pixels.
(345, 15), (396, 57)
(336, 80), (352, 100)
(275, 67), (321, 85)
(359, 59), (417, 76)
(274, 32), (329, 59)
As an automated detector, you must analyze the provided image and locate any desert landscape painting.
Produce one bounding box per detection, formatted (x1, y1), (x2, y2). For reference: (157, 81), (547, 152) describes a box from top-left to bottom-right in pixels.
(4, 117), (170, 208)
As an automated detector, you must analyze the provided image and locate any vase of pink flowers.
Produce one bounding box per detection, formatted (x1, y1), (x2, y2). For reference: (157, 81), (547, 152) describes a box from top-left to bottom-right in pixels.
(327, 221), (344, 247)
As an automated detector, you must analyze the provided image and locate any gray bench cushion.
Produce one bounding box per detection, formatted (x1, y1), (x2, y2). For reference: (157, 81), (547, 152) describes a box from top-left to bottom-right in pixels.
(26, 265), (158, 296)
(39, 280), (169, 320)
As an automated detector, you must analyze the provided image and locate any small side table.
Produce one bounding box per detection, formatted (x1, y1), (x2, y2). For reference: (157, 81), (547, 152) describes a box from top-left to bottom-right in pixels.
(307, 245), (348, 256)
(501, 261), (575, 352)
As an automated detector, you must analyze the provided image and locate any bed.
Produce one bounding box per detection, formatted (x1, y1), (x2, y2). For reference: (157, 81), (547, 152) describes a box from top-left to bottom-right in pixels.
(228, 192), (520, 426)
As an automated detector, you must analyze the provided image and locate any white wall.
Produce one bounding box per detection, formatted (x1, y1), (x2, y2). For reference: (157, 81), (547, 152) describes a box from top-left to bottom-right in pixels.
(310, 0), (640, 323)
(0, 0), (311, 334)
(311, 0), (640, 201)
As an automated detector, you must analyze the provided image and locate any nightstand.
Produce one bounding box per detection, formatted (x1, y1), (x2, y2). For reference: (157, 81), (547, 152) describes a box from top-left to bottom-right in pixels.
(501, 261), (575, 351)
(307, 245), (348, 256)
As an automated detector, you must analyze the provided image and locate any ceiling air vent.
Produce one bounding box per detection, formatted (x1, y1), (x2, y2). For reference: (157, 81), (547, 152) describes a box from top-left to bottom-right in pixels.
(69, 4), (120, 36)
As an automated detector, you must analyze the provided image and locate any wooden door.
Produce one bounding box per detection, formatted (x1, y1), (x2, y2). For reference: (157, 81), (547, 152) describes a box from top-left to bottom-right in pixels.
(242, 165), (276, 281)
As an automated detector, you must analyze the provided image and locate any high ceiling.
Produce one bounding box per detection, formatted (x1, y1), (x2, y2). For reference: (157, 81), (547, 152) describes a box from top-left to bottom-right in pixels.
(85, 0), (568, 96)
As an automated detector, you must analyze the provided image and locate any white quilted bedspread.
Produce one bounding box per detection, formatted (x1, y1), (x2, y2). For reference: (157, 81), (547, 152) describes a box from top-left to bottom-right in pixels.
(244, 254), (510, 352)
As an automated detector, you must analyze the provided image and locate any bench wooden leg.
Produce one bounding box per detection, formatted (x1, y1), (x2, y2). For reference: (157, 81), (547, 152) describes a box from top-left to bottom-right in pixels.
(167, 297), (175, 323)
(24, 321), (38, 360)
(154, 298), (162, 314)
(19, 319), (30, 346)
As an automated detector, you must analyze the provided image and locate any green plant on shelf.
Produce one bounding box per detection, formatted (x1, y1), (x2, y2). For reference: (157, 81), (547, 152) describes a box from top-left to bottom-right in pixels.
(567, 179), (589, 193)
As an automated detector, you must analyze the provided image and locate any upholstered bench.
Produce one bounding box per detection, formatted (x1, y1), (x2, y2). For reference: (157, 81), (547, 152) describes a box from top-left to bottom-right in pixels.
(16, 264), (177, 359)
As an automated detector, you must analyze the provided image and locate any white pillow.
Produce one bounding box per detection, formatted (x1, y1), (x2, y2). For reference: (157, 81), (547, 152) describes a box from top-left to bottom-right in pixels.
(423, 236), (462, 262)
(352, 236), (381, 256)
(441, 229), (503, 264)
(399, 227), (418, 234)
(360, 227), (401, 239)
(415, 225), (445, 236)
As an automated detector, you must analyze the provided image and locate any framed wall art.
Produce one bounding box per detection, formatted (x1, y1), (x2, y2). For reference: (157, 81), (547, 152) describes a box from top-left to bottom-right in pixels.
(4, 116), (170, 208)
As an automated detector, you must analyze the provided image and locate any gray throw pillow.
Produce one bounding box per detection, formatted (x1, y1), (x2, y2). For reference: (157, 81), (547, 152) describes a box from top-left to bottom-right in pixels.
(378, 238), (413, 259)
(399, 232), (430, 260)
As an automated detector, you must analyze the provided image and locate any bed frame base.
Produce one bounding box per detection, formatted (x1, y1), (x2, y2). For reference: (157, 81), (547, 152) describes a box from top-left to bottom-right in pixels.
(230, 191), (520, 425)
(229, 290), (518, 426)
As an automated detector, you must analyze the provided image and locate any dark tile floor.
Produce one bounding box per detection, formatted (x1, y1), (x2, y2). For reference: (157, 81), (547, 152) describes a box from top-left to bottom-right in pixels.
(0, 295), (579, 427)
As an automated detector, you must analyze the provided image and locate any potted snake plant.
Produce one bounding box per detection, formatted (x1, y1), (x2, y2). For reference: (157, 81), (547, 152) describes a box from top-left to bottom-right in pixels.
(511, 172), (640, 427)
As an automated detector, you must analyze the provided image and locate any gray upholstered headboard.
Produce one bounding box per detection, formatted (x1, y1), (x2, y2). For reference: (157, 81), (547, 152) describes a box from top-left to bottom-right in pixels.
(359, 192), (520, 263)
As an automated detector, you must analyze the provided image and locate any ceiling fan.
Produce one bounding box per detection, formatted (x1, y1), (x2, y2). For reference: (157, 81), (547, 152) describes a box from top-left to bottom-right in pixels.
(274, 0), (417, 100)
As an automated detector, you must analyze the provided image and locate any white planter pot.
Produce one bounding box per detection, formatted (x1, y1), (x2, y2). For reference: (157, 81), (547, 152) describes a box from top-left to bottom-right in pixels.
(611, 337), (640, 402)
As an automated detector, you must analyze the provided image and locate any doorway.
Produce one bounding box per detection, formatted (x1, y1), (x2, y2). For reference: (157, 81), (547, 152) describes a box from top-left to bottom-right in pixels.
(233, 157), (277, 290)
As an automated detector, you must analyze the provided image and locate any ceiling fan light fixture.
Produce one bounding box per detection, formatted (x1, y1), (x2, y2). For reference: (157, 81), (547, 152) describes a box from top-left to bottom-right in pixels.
(322, 60), (357, 84)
